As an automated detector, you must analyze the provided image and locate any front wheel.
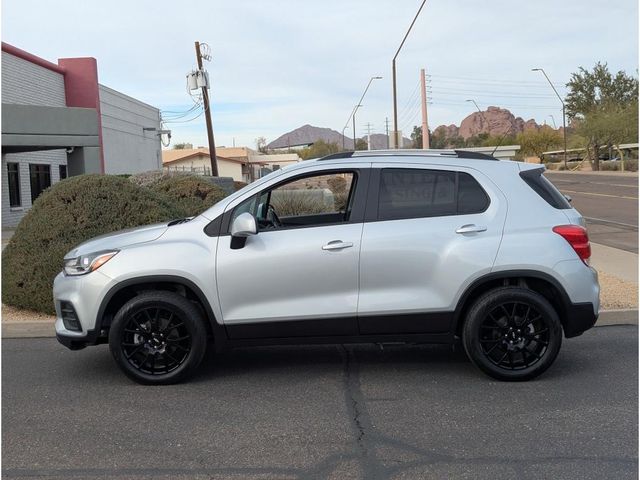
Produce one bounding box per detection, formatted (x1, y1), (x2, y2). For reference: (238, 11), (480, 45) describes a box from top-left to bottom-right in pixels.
(462, 287), (563, 381)
(109, 291), (208, 385)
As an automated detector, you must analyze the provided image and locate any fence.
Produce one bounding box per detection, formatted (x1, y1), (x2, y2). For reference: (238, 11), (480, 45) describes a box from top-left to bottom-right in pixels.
(163, 165), (212, 176)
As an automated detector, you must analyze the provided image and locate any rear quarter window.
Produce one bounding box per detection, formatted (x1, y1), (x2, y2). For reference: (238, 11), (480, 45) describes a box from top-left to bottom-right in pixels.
(519, 168), (571, 209)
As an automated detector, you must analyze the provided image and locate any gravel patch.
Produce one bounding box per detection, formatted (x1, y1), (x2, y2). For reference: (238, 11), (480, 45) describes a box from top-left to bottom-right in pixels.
(598, 271), (638, 310)
(2, 304), (55, 323)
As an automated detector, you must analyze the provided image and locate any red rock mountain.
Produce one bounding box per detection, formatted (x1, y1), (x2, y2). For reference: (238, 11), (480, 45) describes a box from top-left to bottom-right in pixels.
(435, 106), (541, 139)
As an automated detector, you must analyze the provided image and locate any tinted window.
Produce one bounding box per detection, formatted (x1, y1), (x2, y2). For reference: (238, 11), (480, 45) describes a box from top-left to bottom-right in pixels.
(29, 164), (51, 203)
(7, 162), (20, 207)
(59, 165), (67, 180)
(520, 168), (571, 209)
(378, 169), (489, 221)
(458, 172), (490, 214)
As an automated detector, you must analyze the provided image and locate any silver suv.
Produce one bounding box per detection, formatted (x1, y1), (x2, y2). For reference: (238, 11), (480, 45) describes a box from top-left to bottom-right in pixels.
(54, 150), (599, 384)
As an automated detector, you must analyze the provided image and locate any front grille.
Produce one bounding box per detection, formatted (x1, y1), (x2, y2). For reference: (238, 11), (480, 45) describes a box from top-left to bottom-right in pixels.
(60, 301), (81, 332)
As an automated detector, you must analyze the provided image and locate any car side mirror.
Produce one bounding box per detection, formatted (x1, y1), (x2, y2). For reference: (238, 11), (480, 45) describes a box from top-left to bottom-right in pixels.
(230, 212), (257, 249)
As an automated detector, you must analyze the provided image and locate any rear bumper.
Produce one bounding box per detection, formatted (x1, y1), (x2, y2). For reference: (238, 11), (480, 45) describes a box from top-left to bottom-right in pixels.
(563, 302), (598, 338)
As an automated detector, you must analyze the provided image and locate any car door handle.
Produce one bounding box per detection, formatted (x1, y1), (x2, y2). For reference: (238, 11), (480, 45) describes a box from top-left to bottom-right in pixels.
(456, 224), (487, 234)
(322, 241), (354, 251)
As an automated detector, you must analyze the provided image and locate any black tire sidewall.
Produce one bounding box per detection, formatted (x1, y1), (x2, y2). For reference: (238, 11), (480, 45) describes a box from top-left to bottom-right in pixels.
(109, 291), (208, 385)
(463, 287), (563, 381)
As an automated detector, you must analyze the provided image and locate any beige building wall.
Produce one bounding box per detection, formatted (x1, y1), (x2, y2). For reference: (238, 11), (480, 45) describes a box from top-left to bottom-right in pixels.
(164, 153), (243, 181)
(217, 159), (242, 181)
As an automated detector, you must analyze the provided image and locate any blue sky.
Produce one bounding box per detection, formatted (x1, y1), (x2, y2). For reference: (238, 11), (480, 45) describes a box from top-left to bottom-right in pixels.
(3, 0), (638, 148)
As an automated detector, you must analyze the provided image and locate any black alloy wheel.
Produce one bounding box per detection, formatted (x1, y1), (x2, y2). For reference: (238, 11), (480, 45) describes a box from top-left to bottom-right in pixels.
(121, 306), (192, 375)
(109, 291), (207, 384)
(463, 287), (563, 381)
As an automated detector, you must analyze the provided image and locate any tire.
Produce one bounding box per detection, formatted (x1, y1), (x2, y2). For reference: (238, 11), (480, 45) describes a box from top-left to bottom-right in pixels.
(462, 287), (563, 381)
(109, 291), (208, 385)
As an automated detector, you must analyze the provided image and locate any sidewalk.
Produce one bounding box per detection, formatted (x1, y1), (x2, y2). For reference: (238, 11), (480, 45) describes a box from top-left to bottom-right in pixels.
(591, 242), (638, 283)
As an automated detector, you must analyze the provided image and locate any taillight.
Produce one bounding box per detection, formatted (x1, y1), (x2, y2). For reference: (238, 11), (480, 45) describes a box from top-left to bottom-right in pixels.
(553, 225), (591, 263)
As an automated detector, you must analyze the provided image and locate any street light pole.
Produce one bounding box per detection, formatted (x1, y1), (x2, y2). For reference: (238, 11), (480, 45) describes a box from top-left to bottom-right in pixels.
(532, 68), (567, 168)
(465, 99), (489, 129)
(392, 0), (428, 149)
(343, 76), (382, 151)
(353, 104), (361, 150)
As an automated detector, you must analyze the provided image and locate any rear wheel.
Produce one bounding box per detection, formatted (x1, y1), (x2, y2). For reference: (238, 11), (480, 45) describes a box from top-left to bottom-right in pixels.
(109, 291), (207, 384)
(462, 287), (562, 381)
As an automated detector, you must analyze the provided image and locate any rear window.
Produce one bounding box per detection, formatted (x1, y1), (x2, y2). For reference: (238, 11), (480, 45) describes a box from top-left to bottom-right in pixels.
(520, 168), (571, 209)
(378, 168), (489, 221)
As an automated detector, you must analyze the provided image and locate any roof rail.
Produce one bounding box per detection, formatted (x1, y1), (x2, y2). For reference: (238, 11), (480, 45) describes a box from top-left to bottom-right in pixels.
(318, 149), (498, 161)
(452, 149), (498, 160)
(318, 151), (355, 160)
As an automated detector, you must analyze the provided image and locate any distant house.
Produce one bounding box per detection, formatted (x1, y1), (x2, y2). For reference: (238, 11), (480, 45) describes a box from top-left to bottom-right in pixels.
(162, 148), (245, 181)
(162, 147), (301, 183)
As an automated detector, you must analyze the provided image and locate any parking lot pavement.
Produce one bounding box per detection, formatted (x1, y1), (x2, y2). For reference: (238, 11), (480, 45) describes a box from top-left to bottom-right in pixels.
(2, 326), (637, 480)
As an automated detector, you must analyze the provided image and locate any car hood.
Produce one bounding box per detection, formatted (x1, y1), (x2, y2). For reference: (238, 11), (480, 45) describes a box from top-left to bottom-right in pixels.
(65, 222), (170, 258)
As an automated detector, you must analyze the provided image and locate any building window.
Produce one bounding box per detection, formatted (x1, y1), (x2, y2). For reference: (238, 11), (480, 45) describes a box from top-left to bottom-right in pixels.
(7, 162), (21, 207)
(29, 164), (51, 203)
(59, 164), (67, 180)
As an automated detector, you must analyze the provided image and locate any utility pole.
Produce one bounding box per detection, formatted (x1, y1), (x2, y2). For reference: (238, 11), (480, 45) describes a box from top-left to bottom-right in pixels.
(420, 68), (430, 149)
(385, 117), (390, 148)
(365, 122), (373, 150)
(195, 41), (218, 176)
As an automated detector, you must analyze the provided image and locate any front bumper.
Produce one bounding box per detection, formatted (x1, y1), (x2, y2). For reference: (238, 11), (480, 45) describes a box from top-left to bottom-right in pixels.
(53, 270), (113, 350)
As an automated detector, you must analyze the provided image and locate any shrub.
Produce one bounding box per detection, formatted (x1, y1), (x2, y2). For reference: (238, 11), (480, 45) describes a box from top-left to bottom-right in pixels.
(624, 159), (638, 172)
(2, 175), (183, 314)
(129, 169), (191, 188)
(234, 181), (248, 191)
(148, 175), (227, 217)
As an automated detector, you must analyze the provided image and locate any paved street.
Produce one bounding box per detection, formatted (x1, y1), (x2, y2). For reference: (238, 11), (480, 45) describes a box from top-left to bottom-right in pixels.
(545, 172), (638, 253)
(3, 326), (637, 480)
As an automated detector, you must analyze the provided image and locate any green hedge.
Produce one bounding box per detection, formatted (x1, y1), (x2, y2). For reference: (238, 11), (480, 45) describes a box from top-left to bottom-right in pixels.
(2, 175), (184, 314)
(148, 175), (227, 217)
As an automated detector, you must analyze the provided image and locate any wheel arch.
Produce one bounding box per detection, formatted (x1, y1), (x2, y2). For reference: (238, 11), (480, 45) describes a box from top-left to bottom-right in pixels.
(97, 275), (227, 348)
(453, 270), (572, 337)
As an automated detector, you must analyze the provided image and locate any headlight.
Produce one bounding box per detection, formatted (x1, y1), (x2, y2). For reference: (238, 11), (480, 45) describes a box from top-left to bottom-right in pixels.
(63, 250), (119, 276)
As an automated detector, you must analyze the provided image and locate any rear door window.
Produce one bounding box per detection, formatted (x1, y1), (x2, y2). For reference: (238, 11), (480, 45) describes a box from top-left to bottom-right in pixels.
(377, 168), (489, 220)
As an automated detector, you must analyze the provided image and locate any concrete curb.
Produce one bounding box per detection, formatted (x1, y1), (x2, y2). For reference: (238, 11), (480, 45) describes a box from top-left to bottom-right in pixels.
(2, 310), (637, 339)
(2, 321), (55, 339)
(596, 309), (638, 326)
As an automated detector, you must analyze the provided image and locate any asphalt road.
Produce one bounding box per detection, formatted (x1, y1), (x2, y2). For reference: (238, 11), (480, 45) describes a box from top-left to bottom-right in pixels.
(2, 326), (637, 480)
(545, 172), (638, 253)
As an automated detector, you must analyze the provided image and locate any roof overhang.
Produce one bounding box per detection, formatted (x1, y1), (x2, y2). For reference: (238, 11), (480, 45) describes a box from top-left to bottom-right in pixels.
(2, 103), (100, 153)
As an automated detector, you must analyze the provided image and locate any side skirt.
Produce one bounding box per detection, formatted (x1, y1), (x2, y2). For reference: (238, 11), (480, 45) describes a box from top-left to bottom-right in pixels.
(224, 332), (455, 349)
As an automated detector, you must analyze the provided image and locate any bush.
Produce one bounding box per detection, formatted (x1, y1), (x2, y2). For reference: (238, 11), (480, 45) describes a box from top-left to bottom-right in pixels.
(2, 175), (184, 314)
(148, 175), (227, 217)
(624, 159), (638, 172)
(234, 181), (248, 191)
(129, 170), (191, 188)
